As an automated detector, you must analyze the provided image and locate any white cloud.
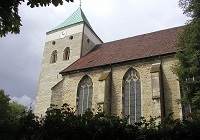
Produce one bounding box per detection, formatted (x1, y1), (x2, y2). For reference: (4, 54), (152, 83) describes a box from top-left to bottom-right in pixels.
(10, 95), (35, 110)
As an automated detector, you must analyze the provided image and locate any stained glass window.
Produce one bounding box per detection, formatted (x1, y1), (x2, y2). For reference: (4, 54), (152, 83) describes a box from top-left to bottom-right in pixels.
(123, 68), (141, 124)
(77, 75), (93, 115)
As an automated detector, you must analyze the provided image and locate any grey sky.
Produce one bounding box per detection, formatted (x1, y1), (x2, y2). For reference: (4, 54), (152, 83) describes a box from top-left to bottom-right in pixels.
(0, 0), (188, 109)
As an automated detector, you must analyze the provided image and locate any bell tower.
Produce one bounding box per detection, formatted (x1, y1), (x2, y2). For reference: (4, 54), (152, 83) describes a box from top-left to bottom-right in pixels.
(34, 8), (102, 116)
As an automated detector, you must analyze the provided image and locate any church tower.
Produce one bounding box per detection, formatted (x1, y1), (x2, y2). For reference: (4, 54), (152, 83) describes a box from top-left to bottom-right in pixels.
(34, 8), (102, 116)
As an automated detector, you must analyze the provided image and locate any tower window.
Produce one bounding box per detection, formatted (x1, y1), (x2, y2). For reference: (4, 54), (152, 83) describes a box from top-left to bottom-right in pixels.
(63, 47), (70, 60)
(69, 36), (73, 40)
(50, 50), (57, 63)
(87, 39), (90, 43)
(52, 41), (56, 45)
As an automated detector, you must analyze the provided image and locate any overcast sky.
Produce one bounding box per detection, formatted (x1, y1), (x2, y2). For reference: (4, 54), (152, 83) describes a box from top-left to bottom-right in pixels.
(0, 0), (188, 110)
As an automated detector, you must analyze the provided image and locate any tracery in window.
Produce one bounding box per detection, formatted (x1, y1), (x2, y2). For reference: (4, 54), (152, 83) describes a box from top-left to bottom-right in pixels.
(122, 68), (141, 124)
(63, 47), (70, 60)
(77, 75), (93, 115)
(50, 50), (57, 63)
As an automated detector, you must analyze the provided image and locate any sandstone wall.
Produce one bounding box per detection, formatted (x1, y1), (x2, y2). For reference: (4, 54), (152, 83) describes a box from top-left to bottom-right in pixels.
(62, 67), (111, 114)
(51, 80), (64, 108)
(55, 55), (182, 120)
(34, 32), (83, 116)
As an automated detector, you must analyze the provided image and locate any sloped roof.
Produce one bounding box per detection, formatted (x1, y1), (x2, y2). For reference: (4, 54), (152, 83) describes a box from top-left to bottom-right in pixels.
(60, 26), (183, 74)
(48, 7), (92, 33)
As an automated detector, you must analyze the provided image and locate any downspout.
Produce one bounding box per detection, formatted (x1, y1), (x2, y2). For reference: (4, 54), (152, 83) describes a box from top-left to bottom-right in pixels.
(160, 56), (166, 118)
(109, 64), (113, 116)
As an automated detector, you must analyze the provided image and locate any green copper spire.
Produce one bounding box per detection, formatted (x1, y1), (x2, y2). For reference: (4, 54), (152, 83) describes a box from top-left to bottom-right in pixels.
(48, 7), (92, 32)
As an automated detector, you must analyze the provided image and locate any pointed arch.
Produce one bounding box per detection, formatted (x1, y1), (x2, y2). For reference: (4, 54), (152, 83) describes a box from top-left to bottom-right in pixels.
(122, 68), (141, 124)
(76, 75), (93, 115)
(50, 50), (57, 63)
(63, 47), (70, 60)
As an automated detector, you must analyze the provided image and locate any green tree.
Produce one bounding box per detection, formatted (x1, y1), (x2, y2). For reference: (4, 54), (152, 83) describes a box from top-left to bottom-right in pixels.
(174, 0), (200, 111)
(0, 89), (27, 122)
(0, 89), (10, 122)
(9, 102), (27, 122)
(0, 0), (74, 37)
(0, 89), (28, 140)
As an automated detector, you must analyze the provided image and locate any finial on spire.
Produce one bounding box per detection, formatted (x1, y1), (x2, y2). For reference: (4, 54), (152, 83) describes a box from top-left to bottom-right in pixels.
(79, 0), (82, 8)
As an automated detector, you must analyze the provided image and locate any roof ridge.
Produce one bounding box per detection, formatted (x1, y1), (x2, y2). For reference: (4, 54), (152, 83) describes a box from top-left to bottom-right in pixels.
(103, 25), (184, 45)
(80, 8), (93, 29)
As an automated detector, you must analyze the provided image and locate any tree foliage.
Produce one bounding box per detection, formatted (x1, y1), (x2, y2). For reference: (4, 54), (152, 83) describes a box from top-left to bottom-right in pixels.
(179, 0), (200, 18)
(1, 90), (200, 140)
(9, 102), (27, 122)
(0, 90), (27, 120)
(0, 89), (28, 140)
(174, 0), (200, 111)
(0, 89), (10, 121)
(0, 0), (74, 37)
(2, 102), (200, 140)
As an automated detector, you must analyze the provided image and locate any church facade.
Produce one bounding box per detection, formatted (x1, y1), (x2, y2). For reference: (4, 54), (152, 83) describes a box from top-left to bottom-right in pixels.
(34, 8), (183, 124)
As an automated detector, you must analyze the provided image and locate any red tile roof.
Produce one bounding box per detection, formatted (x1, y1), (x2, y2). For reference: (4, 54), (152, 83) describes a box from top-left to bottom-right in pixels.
(60, 26), (183, 74)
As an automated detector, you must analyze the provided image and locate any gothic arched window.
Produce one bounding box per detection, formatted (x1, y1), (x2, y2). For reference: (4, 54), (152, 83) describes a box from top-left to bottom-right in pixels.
(77, 75), (93, 115)
(63, 47), (70, 60)
(51, 50), (57, 63)
(122, 68), (141, 124)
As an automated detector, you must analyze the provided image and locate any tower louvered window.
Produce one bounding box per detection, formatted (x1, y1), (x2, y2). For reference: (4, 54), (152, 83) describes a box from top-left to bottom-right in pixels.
(123, 68), (141, 124)
(77, 75), (93, 115)
(51, 50), (57, 63)
(63, 47), (70, 60)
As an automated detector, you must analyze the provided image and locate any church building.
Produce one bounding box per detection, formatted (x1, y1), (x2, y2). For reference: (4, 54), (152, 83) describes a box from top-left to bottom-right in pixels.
(34, 8), (183, 124)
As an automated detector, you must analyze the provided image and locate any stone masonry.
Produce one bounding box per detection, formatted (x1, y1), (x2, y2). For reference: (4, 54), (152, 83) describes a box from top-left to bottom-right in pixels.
(35, 21), (102, 116)
(34, 31), (83, 116)
(51, 54), (182, 120)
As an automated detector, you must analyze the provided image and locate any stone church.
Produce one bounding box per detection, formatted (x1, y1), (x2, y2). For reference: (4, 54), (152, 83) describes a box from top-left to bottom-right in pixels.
(34, 8), (183, 124)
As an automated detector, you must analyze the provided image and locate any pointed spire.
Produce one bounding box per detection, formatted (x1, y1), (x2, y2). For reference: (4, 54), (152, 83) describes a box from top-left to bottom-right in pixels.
(79, 0), (82, 8)
(48, 7), (92, 33)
